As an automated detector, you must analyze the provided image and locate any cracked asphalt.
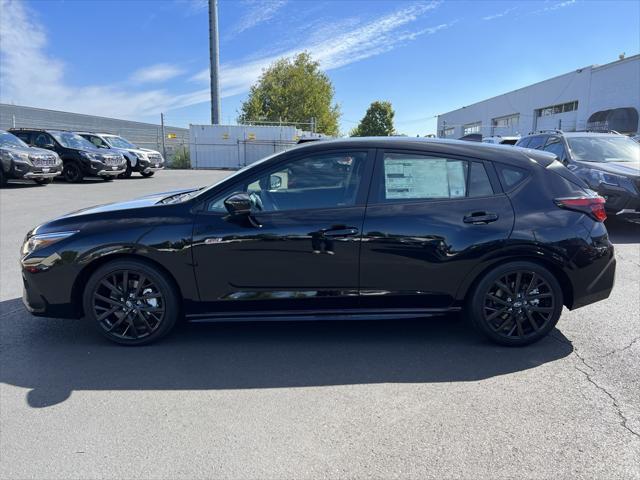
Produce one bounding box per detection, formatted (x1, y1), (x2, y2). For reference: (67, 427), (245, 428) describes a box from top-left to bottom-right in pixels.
(1, 171), (639, 479)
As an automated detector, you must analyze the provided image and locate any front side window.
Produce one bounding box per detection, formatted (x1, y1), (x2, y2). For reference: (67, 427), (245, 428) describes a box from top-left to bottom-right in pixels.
(543, 137), (567, 160)
(208, 151), (368, 212)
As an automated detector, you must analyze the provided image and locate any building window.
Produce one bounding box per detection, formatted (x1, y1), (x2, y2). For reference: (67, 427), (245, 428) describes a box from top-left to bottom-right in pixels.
(536, 101), (578, 117)
(442, 127), (455, 137)
(463, 122), (482, 135)
(491, 114), (519, 134)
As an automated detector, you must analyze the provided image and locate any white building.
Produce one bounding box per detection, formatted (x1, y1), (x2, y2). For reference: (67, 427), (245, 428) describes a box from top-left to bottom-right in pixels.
(437, 54), (640, 138)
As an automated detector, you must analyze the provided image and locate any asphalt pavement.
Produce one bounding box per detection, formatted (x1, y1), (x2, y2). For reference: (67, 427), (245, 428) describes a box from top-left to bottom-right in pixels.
(1, 171), (639, 479)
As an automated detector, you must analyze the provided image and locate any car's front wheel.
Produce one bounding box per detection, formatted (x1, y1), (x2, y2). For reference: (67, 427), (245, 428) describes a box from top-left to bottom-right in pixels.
(118, 160), (132, 179)
(468, 261), (563, 346)
(83, 259), (180, 345)
(63, 162), (83, 182)
(140, 170), (155, 178)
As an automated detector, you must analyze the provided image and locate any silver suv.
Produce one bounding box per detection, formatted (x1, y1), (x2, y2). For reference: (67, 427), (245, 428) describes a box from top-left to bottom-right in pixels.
(78, 132), (165, 178)
(0, 130), (62, 187)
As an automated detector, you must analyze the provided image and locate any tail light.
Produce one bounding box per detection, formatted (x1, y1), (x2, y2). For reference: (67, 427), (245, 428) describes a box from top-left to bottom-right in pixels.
(554, 196), (607, 222)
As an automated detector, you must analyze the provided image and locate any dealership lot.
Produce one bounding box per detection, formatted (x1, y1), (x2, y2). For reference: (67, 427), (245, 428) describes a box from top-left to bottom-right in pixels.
(1, 171), (639, 479)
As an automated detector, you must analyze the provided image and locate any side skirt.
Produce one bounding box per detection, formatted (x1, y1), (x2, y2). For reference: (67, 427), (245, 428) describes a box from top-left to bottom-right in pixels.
(186, 307), (461, 323)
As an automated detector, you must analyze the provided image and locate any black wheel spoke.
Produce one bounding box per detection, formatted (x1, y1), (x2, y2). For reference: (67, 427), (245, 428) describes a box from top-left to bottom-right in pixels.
(526, 310), (540, 331)
(95, 293), (122, 308)
(495, 279), (514, 297)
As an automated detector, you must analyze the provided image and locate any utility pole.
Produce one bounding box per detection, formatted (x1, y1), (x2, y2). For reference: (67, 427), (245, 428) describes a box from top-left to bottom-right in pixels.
(209, 0), (221, 125)
(160, 113), (167, 160)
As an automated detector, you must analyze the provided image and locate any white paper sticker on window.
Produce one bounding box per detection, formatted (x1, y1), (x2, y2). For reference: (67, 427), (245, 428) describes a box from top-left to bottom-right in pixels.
(384, 156), (467, 200)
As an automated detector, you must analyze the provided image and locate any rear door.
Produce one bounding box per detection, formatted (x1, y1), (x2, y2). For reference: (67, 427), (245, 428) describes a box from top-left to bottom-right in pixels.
(359, 149), (515, 309)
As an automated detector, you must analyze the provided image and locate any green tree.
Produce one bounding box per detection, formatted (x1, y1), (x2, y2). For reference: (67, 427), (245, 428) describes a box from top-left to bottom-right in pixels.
(238, 52), (340, 136)
(350, 101), (395, 137)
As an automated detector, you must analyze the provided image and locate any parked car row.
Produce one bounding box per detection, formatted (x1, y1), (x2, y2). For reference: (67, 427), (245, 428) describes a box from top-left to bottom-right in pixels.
(0, 128), (165, 187)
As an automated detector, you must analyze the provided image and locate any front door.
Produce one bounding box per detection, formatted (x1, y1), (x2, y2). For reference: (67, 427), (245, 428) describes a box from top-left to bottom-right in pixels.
(192, 149), (374, 315)
(359, 149), (515, 310)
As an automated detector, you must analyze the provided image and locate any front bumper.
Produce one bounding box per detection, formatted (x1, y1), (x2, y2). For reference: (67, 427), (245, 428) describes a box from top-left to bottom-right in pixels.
(96, 166), (126, 177)
(11, 162), (62, 180)
(596, 184), (640, 218)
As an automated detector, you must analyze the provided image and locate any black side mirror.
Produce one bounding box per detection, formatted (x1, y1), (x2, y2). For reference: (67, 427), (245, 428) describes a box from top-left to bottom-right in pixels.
(224, 192), (252, 216)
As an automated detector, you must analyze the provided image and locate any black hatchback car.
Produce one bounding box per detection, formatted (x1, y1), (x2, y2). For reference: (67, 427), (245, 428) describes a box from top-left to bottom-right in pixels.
(10, 128), (126, 182)
(21, 138), (615, 346)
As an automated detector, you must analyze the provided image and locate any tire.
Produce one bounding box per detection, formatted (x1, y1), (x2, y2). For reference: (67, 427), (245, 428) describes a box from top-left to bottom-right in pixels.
(102, 176), (114, 182)
(140, 170), (155, 178)
(63, 162), (83, 183)
(467, 261), (563, 346)
(82, 259), (180, 345)
(118, 160), (132, 179)
(34, 178), (53, 185)
(0, 168), (6, 188)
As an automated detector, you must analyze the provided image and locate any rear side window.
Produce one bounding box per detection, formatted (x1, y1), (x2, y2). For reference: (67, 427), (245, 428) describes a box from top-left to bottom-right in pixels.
(376, 153), (495, 202)
(496, 164), (529, 190)
(468, 162), (494, 197)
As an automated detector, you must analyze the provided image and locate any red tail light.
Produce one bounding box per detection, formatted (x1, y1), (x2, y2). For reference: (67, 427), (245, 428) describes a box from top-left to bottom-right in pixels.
(554, 196), (607, 222)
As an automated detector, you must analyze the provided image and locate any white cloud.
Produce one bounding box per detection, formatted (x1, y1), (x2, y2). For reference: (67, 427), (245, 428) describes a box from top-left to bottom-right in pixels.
(0, 0), (450, 120)
(130, 63), (185, 83)
(483, 7), (517, 21)
(194, 1), (450, 98)
(543, 0), (577, 12)
(0, 0), (203, 119)
(230, 0), (288, 35)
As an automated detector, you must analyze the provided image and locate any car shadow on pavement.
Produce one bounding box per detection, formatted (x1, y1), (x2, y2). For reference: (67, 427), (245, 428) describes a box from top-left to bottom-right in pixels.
(606, 218), (640, 244)
(0, 297), (574, 408)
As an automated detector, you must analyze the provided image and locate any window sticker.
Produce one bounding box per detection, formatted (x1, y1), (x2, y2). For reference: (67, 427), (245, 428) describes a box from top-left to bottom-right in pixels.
(383, 157), (467, 199)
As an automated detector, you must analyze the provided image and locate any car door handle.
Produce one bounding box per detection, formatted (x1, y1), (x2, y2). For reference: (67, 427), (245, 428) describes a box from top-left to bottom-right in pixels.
(463, 212), (499, 224)
(323, 227), (359, 237)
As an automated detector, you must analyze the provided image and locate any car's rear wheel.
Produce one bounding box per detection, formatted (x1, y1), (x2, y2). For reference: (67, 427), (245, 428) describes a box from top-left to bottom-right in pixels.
(468, 261), (563, 346)
(63, 162), (83, 182)
(83, 259), (179, 345)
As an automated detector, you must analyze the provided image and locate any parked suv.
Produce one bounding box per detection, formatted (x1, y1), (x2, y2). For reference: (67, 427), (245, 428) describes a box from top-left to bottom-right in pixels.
(482, 135), (520, 145)
(516, 131), (640, 221)
(0, 130), (62, 187)
(77, 132), (164, 178)
(9, 129), (126, 182)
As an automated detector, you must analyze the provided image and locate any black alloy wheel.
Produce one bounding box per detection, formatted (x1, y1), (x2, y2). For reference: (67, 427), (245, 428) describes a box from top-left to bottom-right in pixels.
(84, 259), (179, 345)
(63, 162), (83, 183)
(469, 262), (563, 346)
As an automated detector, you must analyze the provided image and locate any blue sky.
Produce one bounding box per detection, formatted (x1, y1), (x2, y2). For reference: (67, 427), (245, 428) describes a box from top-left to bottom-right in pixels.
(1, 0), (638, 135)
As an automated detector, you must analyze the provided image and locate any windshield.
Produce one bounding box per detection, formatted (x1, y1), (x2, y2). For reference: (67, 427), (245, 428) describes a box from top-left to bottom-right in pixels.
(0, 131), (29, 148)
(105, 135), (136, 149)
(567, 136), (640, 163)
(50, 131), (96, 150)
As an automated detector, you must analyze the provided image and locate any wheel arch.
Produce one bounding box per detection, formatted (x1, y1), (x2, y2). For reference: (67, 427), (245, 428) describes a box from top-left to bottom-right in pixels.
(458, 255), (574, 309)
(71, 252), (184, 317)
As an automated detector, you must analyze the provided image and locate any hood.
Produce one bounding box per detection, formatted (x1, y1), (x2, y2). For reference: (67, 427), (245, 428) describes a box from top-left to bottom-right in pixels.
(139, 148), (162, 155)
(576, 160), (640, 178)
(59, 187), (200, 218)
(1, 143), (32, 154)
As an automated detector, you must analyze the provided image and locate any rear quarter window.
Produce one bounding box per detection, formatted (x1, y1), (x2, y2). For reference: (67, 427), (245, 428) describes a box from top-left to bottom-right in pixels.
(496, 164), (529, 190)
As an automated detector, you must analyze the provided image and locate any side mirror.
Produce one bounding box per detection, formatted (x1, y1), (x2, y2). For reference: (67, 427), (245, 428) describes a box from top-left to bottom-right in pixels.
(269, 174), (282, 190)
(224, 192), (252, 216)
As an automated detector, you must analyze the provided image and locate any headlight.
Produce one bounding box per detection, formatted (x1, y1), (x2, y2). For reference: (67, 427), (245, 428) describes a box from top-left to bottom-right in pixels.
(131, 151), (146, 160)
(582, 169), (625, 189)
(8, 151), (31, 163)
(80, 151), (101, 161)
(22, 231), (78, 256)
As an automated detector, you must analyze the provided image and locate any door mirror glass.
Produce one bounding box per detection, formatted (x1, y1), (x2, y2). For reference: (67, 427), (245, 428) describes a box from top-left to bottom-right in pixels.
(224, 192), (252, 216)
(269, 174), (283, 190)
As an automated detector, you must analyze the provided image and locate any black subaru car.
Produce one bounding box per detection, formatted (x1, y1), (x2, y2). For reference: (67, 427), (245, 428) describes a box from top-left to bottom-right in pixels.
(21, 138), (615, 346)
(516, 131), (640, 221)
(10, 128), (126, 182)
